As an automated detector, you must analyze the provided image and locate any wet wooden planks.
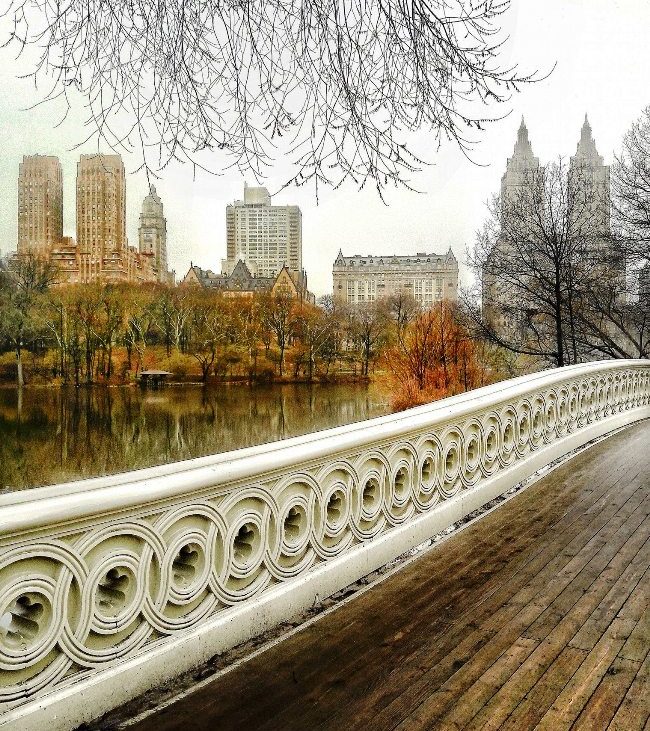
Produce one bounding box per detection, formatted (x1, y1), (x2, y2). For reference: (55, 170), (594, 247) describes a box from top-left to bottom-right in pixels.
(130, 420), (650, 731)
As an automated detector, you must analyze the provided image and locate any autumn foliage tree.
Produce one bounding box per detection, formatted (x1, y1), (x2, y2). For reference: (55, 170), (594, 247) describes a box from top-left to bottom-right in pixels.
(382, 301), (503, 411)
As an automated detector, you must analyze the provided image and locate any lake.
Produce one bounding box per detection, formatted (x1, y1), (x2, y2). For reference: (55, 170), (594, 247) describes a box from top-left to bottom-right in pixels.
(0, 384), (390, 491)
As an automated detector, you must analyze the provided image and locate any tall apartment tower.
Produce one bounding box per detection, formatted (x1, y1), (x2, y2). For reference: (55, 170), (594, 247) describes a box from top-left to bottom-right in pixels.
(570, 115), (623, 299)
(483, 118), (540, 330)
(569, 115), (610, 234)
(138, 184), (168, 282)
(500, 117), (540, 203)
(17, 155), (63, 256)
(76, 154), (126, 279)
(224, 183), (302, 278)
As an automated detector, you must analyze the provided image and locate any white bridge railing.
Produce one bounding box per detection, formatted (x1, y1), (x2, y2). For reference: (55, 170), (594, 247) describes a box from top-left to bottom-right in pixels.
(1, 360), (649, 730)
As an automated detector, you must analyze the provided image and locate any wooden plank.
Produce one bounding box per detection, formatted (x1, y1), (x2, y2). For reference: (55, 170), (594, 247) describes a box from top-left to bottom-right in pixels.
(572, 656), (641, 730)
(619, 603), (650, 663)
(423, 497), (650, 731)
(498, 646), (587, 730)
(608, 651), (650, 731)
(535, 618), (638, 731)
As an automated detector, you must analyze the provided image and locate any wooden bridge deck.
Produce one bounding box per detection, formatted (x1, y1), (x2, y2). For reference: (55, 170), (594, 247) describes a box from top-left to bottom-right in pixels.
(130, 420), (650, 731)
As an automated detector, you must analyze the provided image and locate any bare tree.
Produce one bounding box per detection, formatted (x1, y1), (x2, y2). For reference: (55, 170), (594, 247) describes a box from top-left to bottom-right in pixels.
(386, 291), (420, 342)
(187, 293), (231, 382)
(612, 105), (650, 260)
(469, 160), (616, 366)
(263, 293), (296, 376)
(347, 301), (390, 376)
(4, 0), (540, 193)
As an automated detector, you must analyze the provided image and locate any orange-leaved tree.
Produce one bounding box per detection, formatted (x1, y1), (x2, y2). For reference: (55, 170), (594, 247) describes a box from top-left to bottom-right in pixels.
(381, 301), (503, 411)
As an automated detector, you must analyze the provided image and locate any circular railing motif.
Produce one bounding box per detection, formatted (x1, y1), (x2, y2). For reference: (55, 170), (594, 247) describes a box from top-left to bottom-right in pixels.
(0, 365), (648, 704)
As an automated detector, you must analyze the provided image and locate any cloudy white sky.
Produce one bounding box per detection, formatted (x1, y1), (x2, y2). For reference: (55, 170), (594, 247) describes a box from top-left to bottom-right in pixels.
(0, 1), (648, 295)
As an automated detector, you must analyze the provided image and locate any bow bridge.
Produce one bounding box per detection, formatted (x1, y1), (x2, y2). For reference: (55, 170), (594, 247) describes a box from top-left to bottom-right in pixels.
(0, 360), (648, 730)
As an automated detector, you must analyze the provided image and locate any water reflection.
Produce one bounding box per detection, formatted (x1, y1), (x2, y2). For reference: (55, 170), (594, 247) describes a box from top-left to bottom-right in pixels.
(0, 384), (389, 490)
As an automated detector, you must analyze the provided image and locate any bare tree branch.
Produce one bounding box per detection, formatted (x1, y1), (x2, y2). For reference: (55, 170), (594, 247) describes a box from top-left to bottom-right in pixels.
(3, 0), (542, 193)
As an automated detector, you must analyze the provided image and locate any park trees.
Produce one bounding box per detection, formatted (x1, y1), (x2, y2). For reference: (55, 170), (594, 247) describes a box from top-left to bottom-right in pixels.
(0, 254), (58, 386)
(382, 301), (501, 410)
(262, 293), (297, 377)
(612, 105), (650, 260)
(186, 291), (232, 382)
(347, 301), (391, 377)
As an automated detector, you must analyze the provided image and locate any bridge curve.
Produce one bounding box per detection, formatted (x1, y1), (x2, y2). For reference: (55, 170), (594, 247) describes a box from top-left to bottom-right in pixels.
(0, 360), (648, 730)
(124, 418), (650, 731)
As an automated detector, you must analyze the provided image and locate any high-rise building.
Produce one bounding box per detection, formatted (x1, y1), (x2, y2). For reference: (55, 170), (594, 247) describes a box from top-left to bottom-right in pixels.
(224, 183), (302, 278)
(569, 115), (610, 235)
(483, 118), (540, 332)
(76, 154), (126, 281)
(17, 155), (63, 256)
(333, 250), (458, 306)
(482, 116), (622, 340)
(15, 152), (162, 285)
(500, 117), (540, 203)
(569, 115), (621, 296)
(138, 184), (169, 282)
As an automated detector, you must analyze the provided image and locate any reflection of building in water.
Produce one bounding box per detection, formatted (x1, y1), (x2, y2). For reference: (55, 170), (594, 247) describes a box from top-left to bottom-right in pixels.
(0, 386), (387, 490)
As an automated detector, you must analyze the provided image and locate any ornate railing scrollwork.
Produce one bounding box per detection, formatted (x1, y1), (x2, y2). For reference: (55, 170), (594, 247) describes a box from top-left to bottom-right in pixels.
(0, 361), (648, 723)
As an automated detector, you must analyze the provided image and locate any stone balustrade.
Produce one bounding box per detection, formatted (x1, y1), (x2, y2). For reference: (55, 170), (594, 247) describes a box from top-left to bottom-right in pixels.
(0, 360), (648, 730)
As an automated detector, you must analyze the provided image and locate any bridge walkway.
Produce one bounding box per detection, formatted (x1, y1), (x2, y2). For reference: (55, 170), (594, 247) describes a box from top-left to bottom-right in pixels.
(129, 420), (650, 731)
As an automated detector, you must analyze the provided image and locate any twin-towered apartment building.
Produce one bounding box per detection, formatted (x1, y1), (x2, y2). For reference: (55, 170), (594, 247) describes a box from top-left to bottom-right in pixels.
(17, 153), (173, 284)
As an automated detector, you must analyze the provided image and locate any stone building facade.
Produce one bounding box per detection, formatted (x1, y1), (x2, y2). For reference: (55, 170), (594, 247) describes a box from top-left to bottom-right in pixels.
(224, 184), (302, 278)
(17, 155), (64, 256)
(332, 249), (459, 306)
(182, 259), (314, 303)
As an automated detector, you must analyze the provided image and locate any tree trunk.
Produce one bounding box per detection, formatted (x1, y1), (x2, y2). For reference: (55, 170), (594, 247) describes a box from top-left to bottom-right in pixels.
(278, 344), (285, 376)
(15, 343), (24, 388)
(554, 273), (565, 367)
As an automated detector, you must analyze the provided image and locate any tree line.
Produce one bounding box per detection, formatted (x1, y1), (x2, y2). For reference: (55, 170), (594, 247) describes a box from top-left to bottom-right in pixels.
(0, 261), (512, 409)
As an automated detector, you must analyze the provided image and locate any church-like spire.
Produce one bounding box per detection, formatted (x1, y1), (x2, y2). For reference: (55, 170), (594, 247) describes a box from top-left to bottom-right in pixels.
(572, 113), (603, 166)
(501, 115), (540, 196)
(511, 116), (535, 160)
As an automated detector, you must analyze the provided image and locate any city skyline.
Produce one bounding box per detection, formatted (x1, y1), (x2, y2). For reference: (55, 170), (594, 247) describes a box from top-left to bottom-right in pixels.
(0, 2), (648, 295)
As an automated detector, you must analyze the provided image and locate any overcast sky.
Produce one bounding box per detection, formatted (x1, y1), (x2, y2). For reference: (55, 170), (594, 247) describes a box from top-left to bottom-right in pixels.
(0, 1), (648, 295)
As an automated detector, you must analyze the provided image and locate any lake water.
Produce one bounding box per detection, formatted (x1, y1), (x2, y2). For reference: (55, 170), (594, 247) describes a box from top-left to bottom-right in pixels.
(0, 384), (390, 491)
